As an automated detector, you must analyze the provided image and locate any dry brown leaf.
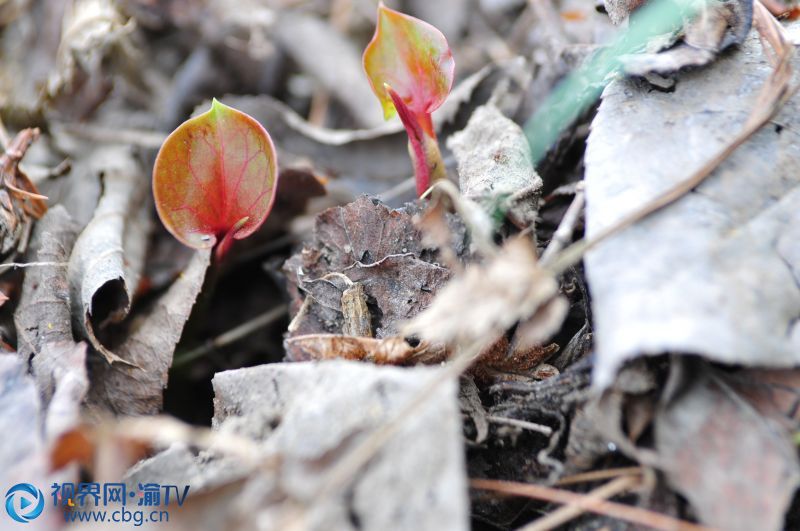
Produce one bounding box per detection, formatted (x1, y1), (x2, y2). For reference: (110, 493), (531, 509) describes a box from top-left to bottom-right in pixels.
(284, 334), (445, 365)
(283, 195), (455, 342)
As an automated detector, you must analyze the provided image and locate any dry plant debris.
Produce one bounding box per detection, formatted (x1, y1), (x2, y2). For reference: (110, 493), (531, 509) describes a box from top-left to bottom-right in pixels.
(1, 1), (800, 530)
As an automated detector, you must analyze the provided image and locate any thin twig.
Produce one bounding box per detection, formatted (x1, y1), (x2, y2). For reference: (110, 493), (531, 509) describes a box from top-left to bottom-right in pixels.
(342, 252), (417, 270)
(472, 478), (714, 531)
(486, 415), (553, 436)
(0, 261), (68, 269)
(555, 466), (643, 486)
(519, 475), (640, 531)
(172, 305), (287, 368)
(540, 183), (585, 264)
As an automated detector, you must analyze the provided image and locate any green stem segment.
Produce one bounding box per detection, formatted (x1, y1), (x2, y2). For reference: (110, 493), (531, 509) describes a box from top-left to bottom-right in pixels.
(387, 86), (446, 197)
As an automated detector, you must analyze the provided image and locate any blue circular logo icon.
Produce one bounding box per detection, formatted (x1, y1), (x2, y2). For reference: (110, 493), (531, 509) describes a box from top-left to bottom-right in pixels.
(5, 484), (44, 523)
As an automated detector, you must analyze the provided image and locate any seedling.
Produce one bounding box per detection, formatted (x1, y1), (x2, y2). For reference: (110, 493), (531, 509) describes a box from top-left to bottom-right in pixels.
(363, 3), (454, 197)
(153, 99), (278, 260)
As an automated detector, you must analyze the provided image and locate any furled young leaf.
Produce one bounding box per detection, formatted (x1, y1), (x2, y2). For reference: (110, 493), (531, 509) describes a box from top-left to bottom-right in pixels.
(363, 3), (454, 123)
(363, 4), (454, 196)
(153, 99), (278, 259)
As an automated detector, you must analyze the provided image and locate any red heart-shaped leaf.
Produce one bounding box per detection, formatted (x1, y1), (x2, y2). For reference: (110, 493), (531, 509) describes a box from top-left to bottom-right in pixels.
(153, 99), (278, 257)
(363, 3), (454, 121)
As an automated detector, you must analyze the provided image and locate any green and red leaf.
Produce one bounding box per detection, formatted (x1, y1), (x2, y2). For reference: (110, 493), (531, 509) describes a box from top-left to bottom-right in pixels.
(153, 99), (278, 258)
(363, 3), (454, 123)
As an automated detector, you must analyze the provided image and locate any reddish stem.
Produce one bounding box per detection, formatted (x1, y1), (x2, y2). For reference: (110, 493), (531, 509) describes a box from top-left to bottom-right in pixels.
(387, 87), (445, 197)
(214, 216), (249, 261)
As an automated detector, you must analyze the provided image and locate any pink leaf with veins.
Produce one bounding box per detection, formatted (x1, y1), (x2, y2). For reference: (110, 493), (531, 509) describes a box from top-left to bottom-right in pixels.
(153, 99), (278, 259)
(363, 4), (453, 197)
(363, 3), (454, 123)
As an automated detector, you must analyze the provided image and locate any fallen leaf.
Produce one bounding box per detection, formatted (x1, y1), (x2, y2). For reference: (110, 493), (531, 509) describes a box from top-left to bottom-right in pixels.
(448, 104), (543, 229)
(585, 25), (800, 387)
(0, 356), (44, 488)
(283, 195), (453, 341)
(654, 366), (800, 531)
(87, 248), (211, 416)
(0, 356), (70, 531)
(616, 0), (753, 75)
(67, 145), (151, 364)
(32, 341), (88, 440)
(210, 361), (469, 530)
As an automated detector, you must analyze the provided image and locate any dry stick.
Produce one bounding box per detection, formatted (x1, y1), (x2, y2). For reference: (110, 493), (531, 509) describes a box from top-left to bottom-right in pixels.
(541, 5), (795, 275)
(555, 466), (642, 486)
(172, 305), (287, 368)
(0, 261), (68, 269)
(486, 414), (553, 436)
(472, 478), (714, 531)
(540, 183), (585, 263)
(519, 474), (640, 531)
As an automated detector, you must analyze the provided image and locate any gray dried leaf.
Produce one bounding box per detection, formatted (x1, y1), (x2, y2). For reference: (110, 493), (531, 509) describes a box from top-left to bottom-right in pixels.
(87, 249), (210, 417)
(654, 367), (800, 531)
(0, 0), (64, 113)
(617, 0), (753, 75)
(585, 26), (800, 387)
(0, 354), (79, 530)
(14, 205), (77, 362)
(0, 356), (43, 488)
(67, 146), (151, 364)
(448, 104), (543, 229)
(32, 341), (88, 440)
(210, 361), (469, 531)
(46, 0), (138, 116)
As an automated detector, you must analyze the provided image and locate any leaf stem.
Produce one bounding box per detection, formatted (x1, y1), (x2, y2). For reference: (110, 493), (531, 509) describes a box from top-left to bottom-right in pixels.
(387, 86), (446, 196)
